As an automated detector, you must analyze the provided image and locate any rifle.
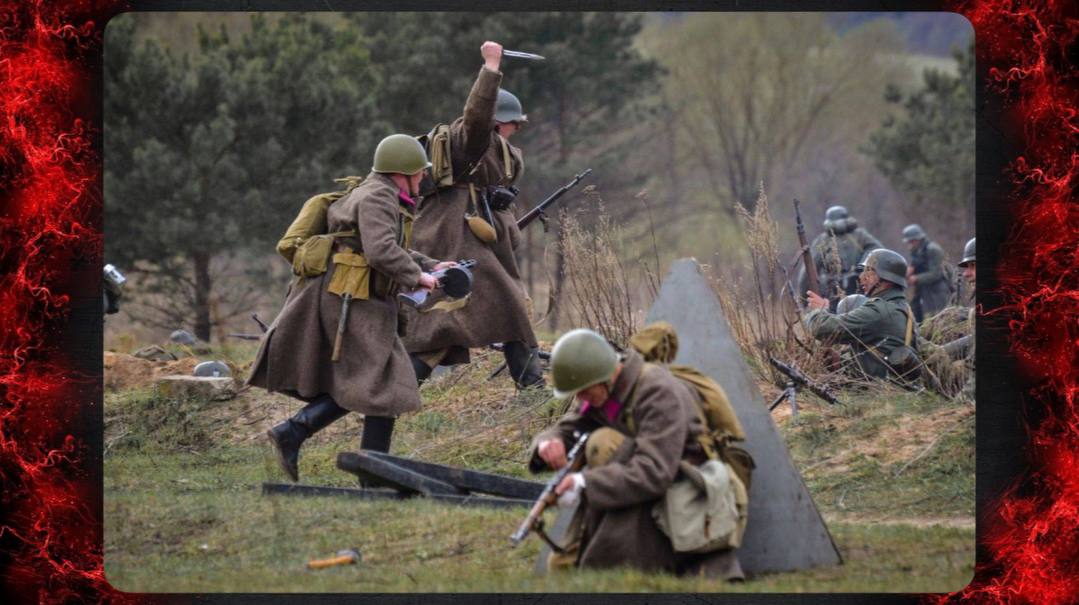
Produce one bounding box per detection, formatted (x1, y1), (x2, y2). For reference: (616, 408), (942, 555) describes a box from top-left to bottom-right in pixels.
(517, 169), (593, 231)
(228, 314), (271, 340)
(510, 432), (590, 550)
(768, 356), (839, 412)
(793, 199), (822, 298)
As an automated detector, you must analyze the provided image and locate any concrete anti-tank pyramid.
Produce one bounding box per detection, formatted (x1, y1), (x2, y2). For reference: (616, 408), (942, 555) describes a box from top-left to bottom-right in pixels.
(645, 258), (841, 574)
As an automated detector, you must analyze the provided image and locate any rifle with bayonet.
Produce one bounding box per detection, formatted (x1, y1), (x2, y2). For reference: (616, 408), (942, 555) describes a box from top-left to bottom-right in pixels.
(517, 169), (593, 231)
(768, 356), (839, 413)
(793, 199), (822, 299)
(510, 432), (589, 550)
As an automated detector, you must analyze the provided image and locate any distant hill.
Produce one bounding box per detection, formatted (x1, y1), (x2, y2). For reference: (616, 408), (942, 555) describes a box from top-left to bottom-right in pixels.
(828, 12), (973, 57)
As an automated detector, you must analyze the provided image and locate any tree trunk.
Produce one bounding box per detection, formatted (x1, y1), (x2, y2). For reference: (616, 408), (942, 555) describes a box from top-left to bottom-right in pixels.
(193, 251), (213, 342)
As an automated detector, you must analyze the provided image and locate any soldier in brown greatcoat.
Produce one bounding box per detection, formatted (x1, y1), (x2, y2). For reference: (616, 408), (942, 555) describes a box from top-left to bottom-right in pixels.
(528, 329), (745, 580)
(247, 134), (455, 481)
(403, 41), (543, 388)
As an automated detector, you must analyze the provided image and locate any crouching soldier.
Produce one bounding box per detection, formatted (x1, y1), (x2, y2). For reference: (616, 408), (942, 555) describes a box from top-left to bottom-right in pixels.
(247, 134), (454, 481)
(528, 329), (748, 580)
(804, 248), (920, 383)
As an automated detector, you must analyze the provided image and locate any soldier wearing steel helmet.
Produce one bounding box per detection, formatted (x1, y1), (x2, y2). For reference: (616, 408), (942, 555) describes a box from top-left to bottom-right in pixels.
(247, 134), (453, 481)
(902, 224), (952, 322)
(526, 329), (745, 580)
(918, 237), (976, 400)
(956, 237), (976, 403)
(805, 248), (919, 380)
(798, 205), (883, 307)
(403, 41), (543, 389)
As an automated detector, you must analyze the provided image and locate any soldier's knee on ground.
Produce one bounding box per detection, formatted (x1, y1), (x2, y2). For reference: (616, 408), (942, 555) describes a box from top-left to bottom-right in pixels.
(586, 428), (628, 468)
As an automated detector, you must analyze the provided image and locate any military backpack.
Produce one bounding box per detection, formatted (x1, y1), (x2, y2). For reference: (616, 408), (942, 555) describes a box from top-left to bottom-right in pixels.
(276, 176), (364, 278)
(627, 322), (754, 490)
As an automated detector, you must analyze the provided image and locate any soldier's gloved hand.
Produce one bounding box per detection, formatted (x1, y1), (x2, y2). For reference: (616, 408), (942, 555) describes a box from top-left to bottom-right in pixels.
(538, 438), (568, 470)
(418, 273), (439, 291)
(481, 41), (503, 71)
(555, 473), (585, 508)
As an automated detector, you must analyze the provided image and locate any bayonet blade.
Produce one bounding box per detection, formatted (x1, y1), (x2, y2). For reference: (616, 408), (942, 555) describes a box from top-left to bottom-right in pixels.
(503, 50), (545, 61)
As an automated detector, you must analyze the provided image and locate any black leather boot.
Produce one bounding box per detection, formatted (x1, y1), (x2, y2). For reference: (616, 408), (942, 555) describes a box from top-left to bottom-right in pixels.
(360, 415), (396, 454)
(266, 394), (349, 482)
(503, 341), (545, 389)
(410, 353), (434, 386)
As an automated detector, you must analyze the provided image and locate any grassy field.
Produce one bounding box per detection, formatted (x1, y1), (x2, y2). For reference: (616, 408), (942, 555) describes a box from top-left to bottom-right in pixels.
(104, 342), (974, 594)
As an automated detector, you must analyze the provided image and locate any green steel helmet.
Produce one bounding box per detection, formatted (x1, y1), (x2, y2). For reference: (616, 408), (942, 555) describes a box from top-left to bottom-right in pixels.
(862, 248), (908, 287)
(837, 293), (868, 315)
(902, 224), (927, 242)
(958, 237), (976, 267)
(372, 134), (432, 175)
(550, 329), (619, 398)
(495, 89), (528, 124)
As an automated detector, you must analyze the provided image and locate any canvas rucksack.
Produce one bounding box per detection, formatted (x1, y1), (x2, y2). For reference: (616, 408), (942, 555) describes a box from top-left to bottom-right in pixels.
(275, 176), (364, 278)
(627, 322), (754, 489)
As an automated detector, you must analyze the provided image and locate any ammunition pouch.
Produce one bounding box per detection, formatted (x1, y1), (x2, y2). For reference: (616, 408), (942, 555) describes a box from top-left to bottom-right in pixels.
(487, 185), (519, 211)
(326, 251), (371, 300)
(292, 231), (355, 278)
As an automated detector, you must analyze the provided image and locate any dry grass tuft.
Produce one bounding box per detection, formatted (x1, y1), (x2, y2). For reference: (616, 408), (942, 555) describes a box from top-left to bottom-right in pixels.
(558, 194), (653, 348)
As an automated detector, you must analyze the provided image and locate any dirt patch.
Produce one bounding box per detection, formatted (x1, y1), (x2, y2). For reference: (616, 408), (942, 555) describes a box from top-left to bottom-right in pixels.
(105, 352), (202, 391)
(865, 405), (974, 466)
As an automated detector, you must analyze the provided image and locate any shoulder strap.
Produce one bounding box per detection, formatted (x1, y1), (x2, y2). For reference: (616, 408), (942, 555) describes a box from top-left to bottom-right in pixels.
(498, 134), (513, 181)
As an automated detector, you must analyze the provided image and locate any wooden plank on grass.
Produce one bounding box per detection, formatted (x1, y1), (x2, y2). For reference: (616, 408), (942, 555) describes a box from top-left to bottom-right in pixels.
(365, 451), (544, 500)
(261, 482), (532, 509)
(336, 451), (467, 496)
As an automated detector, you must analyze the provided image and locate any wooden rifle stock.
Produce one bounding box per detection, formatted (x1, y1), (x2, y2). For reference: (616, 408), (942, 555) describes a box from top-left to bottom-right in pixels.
(510, 432), (590, 547)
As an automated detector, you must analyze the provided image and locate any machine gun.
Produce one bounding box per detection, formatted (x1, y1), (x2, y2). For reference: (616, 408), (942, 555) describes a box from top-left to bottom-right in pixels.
(510, 432), (590, 550)
(517, 169), (592, 231)
(767, 356), (839, 418)
(398, 260), (477, 310)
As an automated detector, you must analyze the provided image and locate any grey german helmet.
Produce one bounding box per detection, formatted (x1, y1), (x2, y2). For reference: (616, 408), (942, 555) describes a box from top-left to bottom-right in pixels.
(823, 205), (856, 234)
(837, 294), (868, 315)
(958, 238), (976, 267)
(862, 248), (908, 287)
(901, 224), (927, 242)
(495, 89), (528, 123)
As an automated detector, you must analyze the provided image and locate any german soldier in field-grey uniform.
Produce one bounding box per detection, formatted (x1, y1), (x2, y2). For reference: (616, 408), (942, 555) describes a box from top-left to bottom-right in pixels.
(404, 41), (543, 388)
(798, 205), (883, 306)
(804, 248), (919, 381)
(248, 135), (453, 481)
(902, 224), (952, 322)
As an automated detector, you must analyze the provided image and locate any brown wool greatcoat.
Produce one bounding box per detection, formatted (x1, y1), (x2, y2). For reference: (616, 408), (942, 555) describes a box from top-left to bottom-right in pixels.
(246, 173), (437, 416)
(402, 67), (537, 358)
(529, 350), (709, 572)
